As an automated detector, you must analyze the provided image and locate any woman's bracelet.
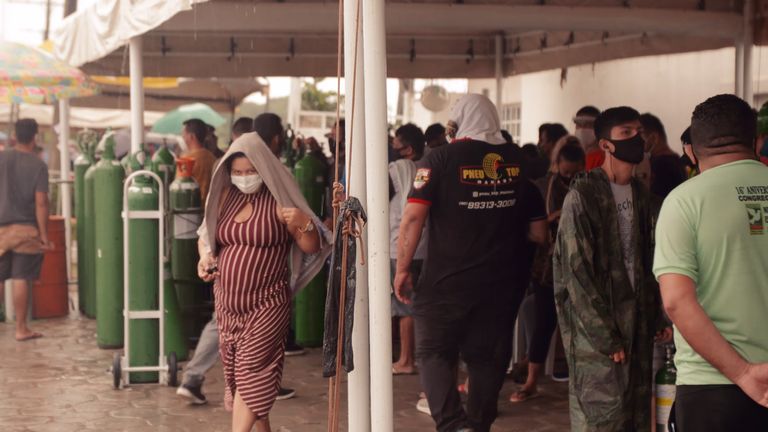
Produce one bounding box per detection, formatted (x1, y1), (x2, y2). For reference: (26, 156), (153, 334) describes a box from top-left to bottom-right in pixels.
(298, 218), (315, 234)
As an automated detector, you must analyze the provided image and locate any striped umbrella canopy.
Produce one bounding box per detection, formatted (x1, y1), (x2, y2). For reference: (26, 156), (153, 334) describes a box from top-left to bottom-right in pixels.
(0, 41), (99, 104)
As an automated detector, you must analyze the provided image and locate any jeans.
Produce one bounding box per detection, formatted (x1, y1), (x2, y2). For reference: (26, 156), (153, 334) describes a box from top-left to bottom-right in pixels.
(182, 313), (219, 387)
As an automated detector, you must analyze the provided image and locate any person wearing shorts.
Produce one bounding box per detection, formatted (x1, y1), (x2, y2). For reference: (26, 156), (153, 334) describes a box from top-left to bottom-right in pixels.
(0, 119), (51, 342)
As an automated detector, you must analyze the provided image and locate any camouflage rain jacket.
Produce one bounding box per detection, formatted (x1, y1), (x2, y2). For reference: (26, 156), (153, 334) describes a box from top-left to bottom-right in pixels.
(553, 168), (662, 432)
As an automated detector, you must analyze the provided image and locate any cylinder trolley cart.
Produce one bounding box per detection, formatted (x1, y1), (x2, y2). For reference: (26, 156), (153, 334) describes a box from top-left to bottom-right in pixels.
(112, 170), (178, 388)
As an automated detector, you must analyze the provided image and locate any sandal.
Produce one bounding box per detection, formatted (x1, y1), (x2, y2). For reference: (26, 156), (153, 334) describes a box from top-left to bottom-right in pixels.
(509, 388), (540, 403)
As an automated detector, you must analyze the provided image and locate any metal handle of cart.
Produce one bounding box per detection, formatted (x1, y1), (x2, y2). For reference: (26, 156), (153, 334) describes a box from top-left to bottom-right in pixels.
(113, 170), (176, 388)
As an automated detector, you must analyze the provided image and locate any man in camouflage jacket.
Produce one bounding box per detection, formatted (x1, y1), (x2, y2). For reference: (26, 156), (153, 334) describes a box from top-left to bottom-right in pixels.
(553, 107), (669, 432)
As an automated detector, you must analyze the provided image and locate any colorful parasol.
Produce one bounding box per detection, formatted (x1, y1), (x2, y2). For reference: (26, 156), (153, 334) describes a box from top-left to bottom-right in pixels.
(0, 41), (99, 104)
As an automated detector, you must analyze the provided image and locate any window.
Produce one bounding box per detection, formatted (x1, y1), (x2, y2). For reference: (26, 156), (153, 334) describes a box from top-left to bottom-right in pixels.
(500, 103), (522, 144)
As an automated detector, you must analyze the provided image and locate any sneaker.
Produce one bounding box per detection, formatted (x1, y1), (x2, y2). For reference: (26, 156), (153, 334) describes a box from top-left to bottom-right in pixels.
(276, 387), (296, 401)
(552, 370), (569, 383)
(416, 397), (431, 415)
(176, 384), (207, 405)
(285, 342), (306, 357)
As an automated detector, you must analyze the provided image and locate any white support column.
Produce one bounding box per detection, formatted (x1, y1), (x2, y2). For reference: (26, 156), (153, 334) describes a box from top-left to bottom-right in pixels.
(59, 99), (72, 284)
(129, 37), (145, 154)
(736, 40), (745, 98)
(345, 0), (371, 430)
(743, 0), (755, 106)
(495, 33), (503, 110)
(362, 0), (394, 430)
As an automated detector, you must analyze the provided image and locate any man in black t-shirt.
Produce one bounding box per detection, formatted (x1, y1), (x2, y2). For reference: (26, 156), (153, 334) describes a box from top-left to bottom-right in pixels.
(394, 94), (547, 432)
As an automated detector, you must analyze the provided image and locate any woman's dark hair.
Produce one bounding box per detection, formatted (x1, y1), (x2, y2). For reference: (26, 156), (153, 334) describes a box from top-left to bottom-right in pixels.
(225, 152), (247, 173)
(545, 123), (568, 144)
(183, 118), (209, 144)
(558, 143), (586, 163)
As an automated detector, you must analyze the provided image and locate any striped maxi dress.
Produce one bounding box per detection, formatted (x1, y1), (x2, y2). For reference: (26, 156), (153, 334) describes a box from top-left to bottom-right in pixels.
(215, 185), (292, 417)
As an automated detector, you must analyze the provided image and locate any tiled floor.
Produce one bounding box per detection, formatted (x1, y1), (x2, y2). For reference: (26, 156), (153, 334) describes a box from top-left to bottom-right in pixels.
(0, 316), (570, 431)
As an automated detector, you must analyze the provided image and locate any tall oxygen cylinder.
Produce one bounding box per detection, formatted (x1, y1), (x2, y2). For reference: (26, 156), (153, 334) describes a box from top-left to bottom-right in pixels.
(83, 153), (99, 319)
(656, 345), (677, 432)
(163, 259), (188, 361)
(126, 158), (160, 382)
(74, 130), (98, 316)
(169, 158), (205, 341)
(292, 152), (328, 347)
(94, 135), (126, 348)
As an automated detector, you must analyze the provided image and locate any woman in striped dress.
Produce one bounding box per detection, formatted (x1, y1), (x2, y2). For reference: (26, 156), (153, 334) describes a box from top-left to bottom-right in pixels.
(198, 135), (329, 432)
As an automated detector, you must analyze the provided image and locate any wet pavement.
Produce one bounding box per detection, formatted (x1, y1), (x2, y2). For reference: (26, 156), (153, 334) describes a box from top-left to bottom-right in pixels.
(0, 316), (570, 431)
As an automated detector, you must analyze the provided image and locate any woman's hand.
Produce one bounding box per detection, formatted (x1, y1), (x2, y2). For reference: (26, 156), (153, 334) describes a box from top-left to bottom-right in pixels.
(197, 254), (219, 282)
(276, 205), (312, 233)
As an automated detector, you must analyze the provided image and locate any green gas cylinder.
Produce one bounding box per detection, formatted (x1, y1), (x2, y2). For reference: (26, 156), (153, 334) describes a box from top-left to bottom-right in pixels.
(163, 259), (188, 361)
(94, 136), (126, 349)
(292, 153), (328, 347)
(151, 144), (176, 188)
(83, 164), (98, 319)
(126, 170), (160, 382)
(74, 130), (98, 316)
(169, 158), (206, 342)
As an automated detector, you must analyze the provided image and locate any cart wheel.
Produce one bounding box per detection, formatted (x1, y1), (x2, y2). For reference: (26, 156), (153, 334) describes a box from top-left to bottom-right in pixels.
(112, 353), (122, 389)
(168, 351), (178, 387)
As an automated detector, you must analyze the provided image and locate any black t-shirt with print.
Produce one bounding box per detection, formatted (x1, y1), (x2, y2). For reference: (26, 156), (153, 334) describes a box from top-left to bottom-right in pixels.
(408, 139), (546, 303)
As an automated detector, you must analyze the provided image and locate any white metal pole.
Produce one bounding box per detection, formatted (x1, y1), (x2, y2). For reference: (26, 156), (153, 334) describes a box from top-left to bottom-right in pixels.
(58, 99), (72, 285)
(736, 40), (745, 98)
(362, 0), (394, 430)
(743, 0), (755, 106)
(495, 33), (503, 110)
(129, 37), (145, 154)
(344, 0), (371, 430)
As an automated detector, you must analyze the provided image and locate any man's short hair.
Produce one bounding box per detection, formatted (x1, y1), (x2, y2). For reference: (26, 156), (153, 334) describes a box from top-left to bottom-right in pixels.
(558, 143), (586, 163)
(425, 123), (446, 142)
(639, 113), (668, 142)
(15, 118), (38, 144)
(183, 118), (209, 144)
(575, 106), (601, 119)
(690, 94), (756, 156)
(538, 123), (551, 136)
(395, 123), (425, 158)
(594, 107), (641, 140)
(253, 113), (284, 144)
(232, 117), (254, 137)
(545, 123), (568, 144)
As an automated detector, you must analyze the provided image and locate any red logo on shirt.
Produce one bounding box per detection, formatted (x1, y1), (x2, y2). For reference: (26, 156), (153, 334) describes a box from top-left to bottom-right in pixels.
(413, 168), (431, 190)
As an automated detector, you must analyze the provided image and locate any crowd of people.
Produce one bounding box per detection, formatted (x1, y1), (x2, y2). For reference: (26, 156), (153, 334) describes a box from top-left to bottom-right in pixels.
(391, 93), (768, 432)
(2, 89), (768, 432)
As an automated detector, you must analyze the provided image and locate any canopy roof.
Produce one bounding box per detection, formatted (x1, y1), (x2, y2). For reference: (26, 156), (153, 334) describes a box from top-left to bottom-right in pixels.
(70, 77), (268, 112)
(54, 0), (759, 79)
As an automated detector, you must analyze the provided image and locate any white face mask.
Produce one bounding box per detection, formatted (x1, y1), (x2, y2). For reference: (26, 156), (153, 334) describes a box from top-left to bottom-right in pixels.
(574, 128), (596, 150)
(231, 174), (263, 194)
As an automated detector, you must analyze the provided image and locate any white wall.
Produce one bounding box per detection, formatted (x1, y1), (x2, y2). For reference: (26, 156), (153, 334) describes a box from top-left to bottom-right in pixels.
(522, 48), (741, 152)
(468, 47), (768, 153)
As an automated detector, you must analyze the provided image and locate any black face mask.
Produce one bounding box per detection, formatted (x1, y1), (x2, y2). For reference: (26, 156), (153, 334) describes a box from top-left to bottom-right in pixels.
(609, 134), (645, 164)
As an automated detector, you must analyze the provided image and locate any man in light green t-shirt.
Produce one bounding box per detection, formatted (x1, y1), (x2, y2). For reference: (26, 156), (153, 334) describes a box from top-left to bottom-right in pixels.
(654, 94), (768, 431)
